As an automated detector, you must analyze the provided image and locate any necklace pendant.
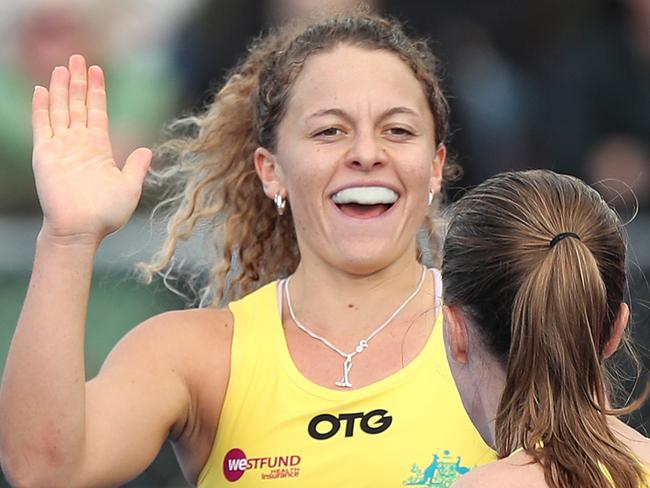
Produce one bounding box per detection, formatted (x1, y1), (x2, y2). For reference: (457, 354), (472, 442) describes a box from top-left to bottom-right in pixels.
(284, 267), (427, 391)
(335, 355), (353, 388)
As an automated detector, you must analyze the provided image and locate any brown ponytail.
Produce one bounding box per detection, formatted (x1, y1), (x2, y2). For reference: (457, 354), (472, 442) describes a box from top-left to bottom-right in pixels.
(443, 170), (647, 488)
(140, 9), (456, 305)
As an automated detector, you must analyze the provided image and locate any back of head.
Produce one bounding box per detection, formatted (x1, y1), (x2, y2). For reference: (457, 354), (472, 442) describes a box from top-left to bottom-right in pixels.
(142, 8), (455, 305)
(442, 169), (645, 488)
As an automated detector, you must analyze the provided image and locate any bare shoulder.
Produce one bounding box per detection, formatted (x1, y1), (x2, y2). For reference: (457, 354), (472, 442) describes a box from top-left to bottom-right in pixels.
(129, 306), (233, 338)
(137, 306), (233, 347)
(94, 306), (235, 413)
(452, 452), (545, 488)
(610, 417), (650, 465)
(93, 306), (235, 480)
(102, 306), (234, 374)
(451, 463), (509, 488)
(94, 306), (235, 430)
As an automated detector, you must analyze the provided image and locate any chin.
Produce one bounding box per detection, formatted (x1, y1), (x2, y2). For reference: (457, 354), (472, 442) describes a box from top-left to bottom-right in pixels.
(330, 254), (388, 276)
(332, 242), (410, 276)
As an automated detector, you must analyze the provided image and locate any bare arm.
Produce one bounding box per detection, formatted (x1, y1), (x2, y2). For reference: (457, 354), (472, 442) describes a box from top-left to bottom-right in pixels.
(0, 54), (190, 487)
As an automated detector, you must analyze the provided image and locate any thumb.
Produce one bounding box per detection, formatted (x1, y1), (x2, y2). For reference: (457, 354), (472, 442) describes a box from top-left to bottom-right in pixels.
(122, 147), (153, 188)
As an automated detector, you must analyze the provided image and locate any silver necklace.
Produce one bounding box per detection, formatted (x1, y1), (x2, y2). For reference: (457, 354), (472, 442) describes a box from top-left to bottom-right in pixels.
(284, 266), (427, 388)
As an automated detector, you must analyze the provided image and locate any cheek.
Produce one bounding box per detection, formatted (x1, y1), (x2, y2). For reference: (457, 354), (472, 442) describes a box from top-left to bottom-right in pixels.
(402, 162), (434, 206)
(282, 149), (335, 202)
(286, 166), (322, 198)
(284, 171), (327, 227)
(401, 147), (435, 180)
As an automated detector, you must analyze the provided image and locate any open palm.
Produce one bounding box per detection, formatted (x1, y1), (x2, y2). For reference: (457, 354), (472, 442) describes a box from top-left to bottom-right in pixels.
(32, 55), (152, 242)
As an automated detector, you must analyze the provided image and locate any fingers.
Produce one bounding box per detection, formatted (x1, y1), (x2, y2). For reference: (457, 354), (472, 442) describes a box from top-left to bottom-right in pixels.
(45, 55), (107, 134)
(49, 66), (70, 134)
(32, 86), (52, 146)
(122, 148), (153, 188)
(86, 65), (108, 132)
(68, 55), (88, 128)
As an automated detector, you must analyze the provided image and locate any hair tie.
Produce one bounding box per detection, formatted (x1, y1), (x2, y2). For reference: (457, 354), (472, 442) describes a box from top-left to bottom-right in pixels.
(550, 232), (581, 248)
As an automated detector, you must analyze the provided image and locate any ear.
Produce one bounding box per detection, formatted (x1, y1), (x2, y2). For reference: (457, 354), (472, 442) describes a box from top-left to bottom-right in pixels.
(443, 304), (469, 364)
(254, 146), (286, 199)
(603, 302), (630, 359)
(430, 144), (447, 196)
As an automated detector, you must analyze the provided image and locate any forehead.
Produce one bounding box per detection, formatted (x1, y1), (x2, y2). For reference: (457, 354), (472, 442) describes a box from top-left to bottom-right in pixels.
(285, 44), (432, 121)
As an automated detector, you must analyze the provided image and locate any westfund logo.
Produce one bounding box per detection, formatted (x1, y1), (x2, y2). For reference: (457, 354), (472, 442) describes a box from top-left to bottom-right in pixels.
(223, 448), (301, 482)
(308, 409), (393, 440)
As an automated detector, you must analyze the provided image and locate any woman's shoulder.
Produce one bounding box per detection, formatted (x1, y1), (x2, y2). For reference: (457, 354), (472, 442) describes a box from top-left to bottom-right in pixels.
(129, 307), (235, 362)
(145, 306), (234, 331)
(127, 306), (233, 341)
(452, 425), (650, 488)
(109, 306), (235, 390)
(451, 451), (546, 488)
(610, 418), (650, 466)
(104, 307), (235, 480)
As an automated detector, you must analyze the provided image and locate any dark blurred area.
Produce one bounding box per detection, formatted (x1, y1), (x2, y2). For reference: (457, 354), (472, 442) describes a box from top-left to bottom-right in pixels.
(0, 0), (648, 486)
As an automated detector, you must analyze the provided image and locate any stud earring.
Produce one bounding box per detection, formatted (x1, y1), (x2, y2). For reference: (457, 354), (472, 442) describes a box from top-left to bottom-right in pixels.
(274, 192), (286, 215)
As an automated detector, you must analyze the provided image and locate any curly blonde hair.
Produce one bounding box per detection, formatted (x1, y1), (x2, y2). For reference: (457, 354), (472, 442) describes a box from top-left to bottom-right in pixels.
(140, 10), (458, 306)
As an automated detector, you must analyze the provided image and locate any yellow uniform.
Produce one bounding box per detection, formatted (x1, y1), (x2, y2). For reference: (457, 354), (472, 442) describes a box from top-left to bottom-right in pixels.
(198, 276), (495, 487)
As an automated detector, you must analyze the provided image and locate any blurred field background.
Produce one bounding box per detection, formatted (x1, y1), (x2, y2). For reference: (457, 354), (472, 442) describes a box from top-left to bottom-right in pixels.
(0, 0), (648, 486)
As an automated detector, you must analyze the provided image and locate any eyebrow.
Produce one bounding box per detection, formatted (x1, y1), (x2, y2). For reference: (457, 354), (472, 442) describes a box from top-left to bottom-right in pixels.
(306, 106), (421, 123)
(306, 108), (352, 123)
(380, 106), (421, 119)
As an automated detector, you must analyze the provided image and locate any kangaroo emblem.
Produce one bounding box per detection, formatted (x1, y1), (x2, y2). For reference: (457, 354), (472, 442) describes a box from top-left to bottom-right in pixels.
(403, 450), (471, 487)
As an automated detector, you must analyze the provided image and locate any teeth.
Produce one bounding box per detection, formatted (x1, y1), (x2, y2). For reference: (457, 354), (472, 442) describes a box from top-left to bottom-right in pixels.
(332, 186), (399, 205)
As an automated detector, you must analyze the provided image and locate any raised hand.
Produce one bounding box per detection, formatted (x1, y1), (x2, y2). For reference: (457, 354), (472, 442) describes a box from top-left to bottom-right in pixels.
(32, 55), (152, 244)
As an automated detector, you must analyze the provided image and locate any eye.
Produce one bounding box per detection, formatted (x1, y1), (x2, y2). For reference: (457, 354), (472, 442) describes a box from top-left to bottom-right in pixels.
(386, 127), (415, 137)
(314, 127), (345, 138)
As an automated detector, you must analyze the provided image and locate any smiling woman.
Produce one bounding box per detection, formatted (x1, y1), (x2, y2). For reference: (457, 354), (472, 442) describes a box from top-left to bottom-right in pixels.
(0, 9), (494, 488)
(253, 44), (445, 277)
(145, 12), (456, 303)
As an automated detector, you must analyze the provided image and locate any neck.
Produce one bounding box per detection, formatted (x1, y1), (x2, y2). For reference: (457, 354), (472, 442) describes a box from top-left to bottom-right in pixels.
(286, 253), (427, 340)
(466, 359), (506, 449)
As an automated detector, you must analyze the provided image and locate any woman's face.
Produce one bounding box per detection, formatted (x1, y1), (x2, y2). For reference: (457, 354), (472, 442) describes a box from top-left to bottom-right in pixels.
(256, 44), (445, 275)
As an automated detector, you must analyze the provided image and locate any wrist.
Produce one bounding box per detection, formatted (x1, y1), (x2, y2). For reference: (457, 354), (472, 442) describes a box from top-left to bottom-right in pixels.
(37, 226), (103, 252)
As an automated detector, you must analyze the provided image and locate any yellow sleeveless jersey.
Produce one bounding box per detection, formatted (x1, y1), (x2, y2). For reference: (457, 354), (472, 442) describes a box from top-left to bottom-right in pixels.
(198, 278), (495, 487)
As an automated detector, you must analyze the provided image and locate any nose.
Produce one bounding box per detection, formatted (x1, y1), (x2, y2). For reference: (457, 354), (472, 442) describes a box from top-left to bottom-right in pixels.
(345, 129), (385, 171)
